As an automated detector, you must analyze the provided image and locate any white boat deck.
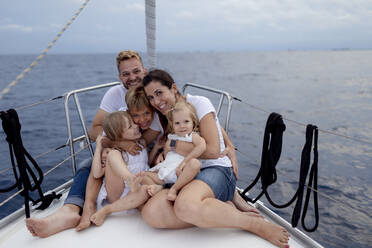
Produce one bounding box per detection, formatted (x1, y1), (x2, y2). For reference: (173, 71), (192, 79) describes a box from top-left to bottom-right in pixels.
(0, 185), (323, 248)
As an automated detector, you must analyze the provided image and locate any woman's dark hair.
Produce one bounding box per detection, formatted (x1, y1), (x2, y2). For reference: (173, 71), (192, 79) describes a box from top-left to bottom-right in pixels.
(142, 69), (175, 89)
(142, 69), (179, 135)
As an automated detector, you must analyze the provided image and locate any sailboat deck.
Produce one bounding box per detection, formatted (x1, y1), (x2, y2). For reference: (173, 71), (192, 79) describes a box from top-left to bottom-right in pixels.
(0, 186), (321, 248)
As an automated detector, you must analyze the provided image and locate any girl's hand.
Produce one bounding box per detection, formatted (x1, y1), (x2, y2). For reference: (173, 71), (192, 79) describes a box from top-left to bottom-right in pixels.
(96, 134), (103, 146)
(176, 161), (187, 177)
(220, 146), (239, 179)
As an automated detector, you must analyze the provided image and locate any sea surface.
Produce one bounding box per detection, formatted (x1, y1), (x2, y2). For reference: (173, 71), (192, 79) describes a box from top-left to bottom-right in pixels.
(0, 51), (371, 247)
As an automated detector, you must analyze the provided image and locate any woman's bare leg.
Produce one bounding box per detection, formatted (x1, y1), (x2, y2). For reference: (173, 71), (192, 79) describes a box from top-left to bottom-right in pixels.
(26, 204), (81, 238)
(232, 190), (261, 214)
(141, 189), (193, 229)
(173, 180), (289, 248)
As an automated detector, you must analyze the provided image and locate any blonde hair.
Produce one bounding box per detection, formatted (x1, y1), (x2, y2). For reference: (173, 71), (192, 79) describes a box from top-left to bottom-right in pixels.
(102, 111), (132, 141)
(166, 101), (199, 134)
(116, 50), (143, 70)
(125, 86), (153, 112)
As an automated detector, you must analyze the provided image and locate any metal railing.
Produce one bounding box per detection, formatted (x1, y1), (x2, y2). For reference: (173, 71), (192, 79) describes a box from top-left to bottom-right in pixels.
(63, 81), (120, 175)
(182, 82), (234, 133)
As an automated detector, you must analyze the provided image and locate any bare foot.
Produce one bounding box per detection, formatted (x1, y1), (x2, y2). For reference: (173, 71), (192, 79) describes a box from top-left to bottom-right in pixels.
(26, 204), (80, 238)
(147, 185), (163, 196)
(90, 207), (110, 226)
(249, 218), (290, 248)
(76, 201), (96, 232)
(233, 190), (261, 215)
(167, 187), (177, 201)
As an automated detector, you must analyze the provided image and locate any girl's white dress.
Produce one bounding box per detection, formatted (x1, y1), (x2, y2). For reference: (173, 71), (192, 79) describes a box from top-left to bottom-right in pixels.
(96, 146), (149, 210)
(149, 133), (193, 184)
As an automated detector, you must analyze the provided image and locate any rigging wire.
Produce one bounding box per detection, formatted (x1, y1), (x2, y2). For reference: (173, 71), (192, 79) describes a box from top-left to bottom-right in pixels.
(233, 96), (372, 146)
(235, 148), (372, 219)
(0, 0), (90, 101)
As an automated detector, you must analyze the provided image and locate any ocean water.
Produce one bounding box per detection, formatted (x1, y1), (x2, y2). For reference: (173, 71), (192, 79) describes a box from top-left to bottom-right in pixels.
(0, 51), (371, 247)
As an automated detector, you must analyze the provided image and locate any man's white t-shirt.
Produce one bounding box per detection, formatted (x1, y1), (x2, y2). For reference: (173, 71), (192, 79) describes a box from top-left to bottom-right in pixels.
(186, 94), (232, 169)
(99, 84), (128, 113)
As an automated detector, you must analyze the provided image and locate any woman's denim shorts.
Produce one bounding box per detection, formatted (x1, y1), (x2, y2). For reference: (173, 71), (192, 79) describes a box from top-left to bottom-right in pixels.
(195, 166), (236, 202)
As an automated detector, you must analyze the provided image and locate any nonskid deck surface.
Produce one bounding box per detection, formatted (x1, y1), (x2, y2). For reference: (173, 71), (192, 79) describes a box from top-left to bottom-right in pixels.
(0, 191), (309, 248)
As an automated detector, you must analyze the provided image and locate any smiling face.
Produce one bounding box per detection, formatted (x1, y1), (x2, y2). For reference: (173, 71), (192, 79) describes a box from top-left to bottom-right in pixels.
(118, 57), (146, 89)
(129, 106), (154, 131)
(121, 117), (141, 140)
(172, 109), (194, 137)
(144, 80), (178, 115)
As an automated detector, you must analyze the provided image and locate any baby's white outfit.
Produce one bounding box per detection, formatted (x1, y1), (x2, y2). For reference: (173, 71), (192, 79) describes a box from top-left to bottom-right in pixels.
(96, 146), (149, 211)
(149, 133), (193, 184)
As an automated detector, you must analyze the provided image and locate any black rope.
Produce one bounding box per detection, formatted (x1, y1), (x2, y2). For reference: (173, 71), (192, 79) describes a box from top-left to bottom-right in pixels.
(0, 109), (61, 218)
(240, 113), (319, 232)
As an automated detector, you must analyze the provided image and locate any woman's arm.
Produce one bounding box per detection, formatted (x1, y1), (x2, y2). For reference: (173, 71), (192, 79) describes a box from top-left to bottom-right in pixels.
(92, 135), (105, 179)
(198, 112), (221, 159)
(220, 126), (238, 179)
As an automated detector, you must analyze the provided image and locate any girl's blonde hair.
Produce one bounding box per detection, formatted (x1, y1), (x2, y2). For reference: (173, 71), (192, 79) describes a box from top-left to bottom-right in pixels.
(102, 111), (132, 141)
(166, 101), (199, 134)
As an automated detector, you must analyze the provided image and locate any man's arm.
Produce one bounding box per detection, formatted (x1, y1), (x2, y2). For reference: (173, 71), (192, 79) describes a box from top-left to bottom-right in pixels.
(89, 109), (109, 141)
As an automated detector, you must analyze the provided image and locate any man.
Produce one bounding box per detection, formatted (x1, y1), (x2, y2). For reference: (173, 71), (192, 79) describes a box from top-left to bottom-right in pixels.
(26, 50), (147, 237)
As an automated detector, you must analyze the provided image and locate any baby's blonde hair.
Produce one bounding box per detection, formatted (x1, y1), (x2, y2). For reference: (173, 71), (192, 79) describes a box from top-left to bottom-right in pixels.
(166, 101), (199, 134)
(102, 111), (132, 141)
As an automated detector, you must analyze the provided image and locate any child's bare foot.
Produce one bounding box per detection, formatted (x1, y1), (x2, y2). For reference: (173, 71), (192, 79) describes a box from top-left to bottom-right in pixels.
(147, 185), (163, 196)
(26, 204), (80, 238)
(250, 218), (290, 248)
(167, 187), (178, 201)
(127, 175), (141, 192)
(76, 201), (96, 232)
(90, 207), (110, 226)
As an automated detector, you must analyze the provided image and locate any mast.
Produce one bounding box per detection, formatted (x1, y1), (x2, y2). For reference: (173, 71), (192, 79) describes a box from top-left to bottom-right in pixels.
(145, 0), (156, 69)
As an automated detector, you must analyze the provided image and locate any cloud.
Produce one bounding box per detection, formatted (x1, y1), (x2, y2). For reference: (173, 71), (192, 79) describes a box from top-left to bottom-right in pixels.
(0, 24), (34, 32)
(107, 2), (144, 13)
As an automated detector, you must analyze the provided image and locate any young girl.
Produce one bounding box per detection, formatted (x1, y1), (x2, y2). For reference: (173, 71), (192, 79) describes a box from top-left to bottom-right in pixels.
(93, 111), (149, 210)
(145, 101), (206, 201)
(89, 101), (206, 226)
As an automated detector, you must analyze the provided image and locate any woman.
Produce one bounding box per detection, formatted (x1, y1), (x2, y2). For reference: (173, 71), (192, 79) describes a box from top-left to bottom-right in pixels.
(141, 69), (290, 248)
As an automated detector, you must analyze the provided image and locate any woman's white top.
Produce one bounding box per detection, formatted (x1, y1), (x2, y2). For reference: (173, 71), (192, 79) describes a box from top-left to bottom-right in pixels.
(186, 94), (232, 169)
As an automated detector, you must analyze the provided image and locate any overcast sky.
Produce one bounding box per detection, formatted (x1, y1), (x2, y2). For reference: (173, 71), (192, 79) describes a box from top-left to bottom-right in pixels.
(1, 0), (371, 54)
